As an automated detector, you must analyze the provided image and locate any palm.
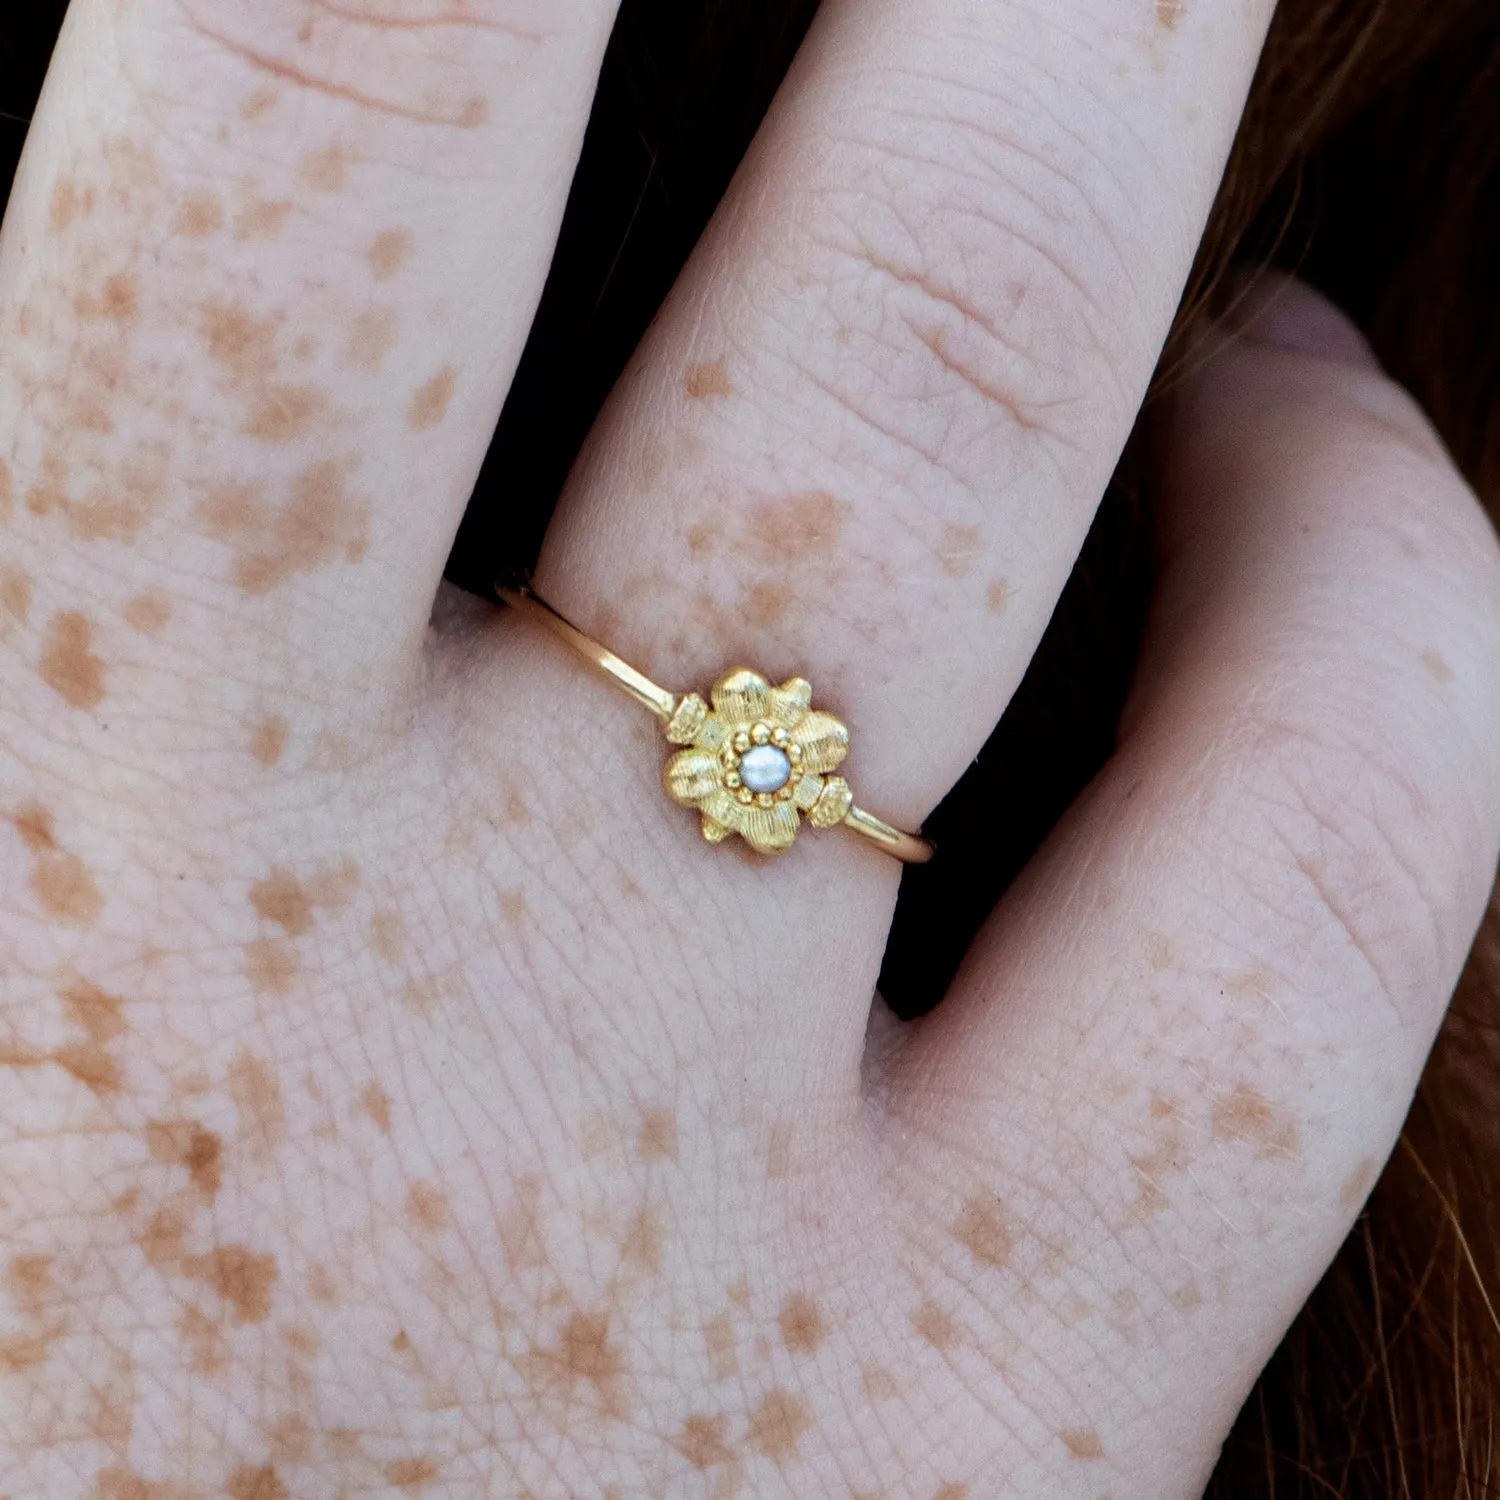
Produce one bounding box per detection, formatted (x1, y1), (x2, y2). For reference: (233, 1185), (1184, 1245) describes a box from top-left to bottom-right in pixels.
(2, 3), (1497, 1497)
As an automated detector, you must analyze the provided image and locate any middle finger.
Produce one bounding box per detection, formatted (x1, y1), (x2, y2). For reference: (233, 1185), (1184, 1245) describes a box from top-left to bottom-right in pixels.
(531, 0), (1275, 848)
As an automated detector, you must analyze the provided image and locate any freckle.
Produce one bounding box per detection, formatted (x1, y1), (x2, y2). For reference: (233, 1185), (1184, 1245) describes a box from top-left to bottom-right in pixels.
(75, 272), (139, 323)
(1156, 0), (1186, 27)
(457, 96), (489, 128)
(637, 1107), (679, 1163)
(369, 909), (404, 963)
(1146, 933), (1175, 970)
(136, 1205), (187, 1267)
(1060, 1429), (1105, 1460)
(146, 1119), (222, 1199)
(174, 192), (224, 238)
(369, 229), (413, 282)
(40, 610), (107, 709)
(741, 581), (790, 629)
(245, 937), (299, 996)
(408, 366), (456, 431)
(297, 145), (349, 193)
(250, 715), (290, 767)
(270, 1414), (310, 1463)
(500, 888), (526, 923)
(748, 491), (849, 566)
(9, 1254), (52, 1317)
(726, 1277), (750, 1307)
(181, 1245), (279, 1324)
(384, 1459), (439, 1493)
(620, 1206), (664, 1274)
(502, 790), (530, 824)
(1340, 1156), (1379, 1213)
(952, 1194), (1011, 1269)
(15, 815), (106, 929)
(684, 361), (733, 399)
(1421, 648), (1454, 682)
(240, 86), (279, 120)
(227, 1464), (289, 1500)
(284, 1324), (318, 1357)
(176, 1303), (227, 1372)
(122, 591), (171, 635)
(938, 523), (981, 578)
(1212, 1083), (1301, 1160)
(746, 1388), (810, 1462)
(345, 307), (399, 373)
(406, 1181), (449, 1231)
(0, 565), (31, 625)
(244, 385), (325, 443)
(306, 1260), (337, 1304)
(1150, 1093), (1177, 1119)
(198, 302), (279, 379)
(703, 1313), (737, 1380)
(685, 523), (714, 557)
(235, 199), (292, 242)
(229, 1048), (285, 1153)
(778, 1293), (825, 1355)
(673, 1414), (735, 1469)
(251, 868), (314, 935)
(985, 576), (1009, 613)
(1171, 1279), (1203, 1310)
(361, 1080), (393, 1133)
(49, 177), (89, 234)
(766, 1122), (792, 1179)
(862, 1363), (898, 1401)
(910, 1299), (958, 1350)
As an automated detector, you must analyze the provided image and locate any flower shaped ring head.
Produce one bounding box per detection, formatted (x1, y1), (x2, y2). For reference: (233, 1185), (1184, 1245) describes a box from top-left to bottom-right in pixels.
(662, 669), (855, 854)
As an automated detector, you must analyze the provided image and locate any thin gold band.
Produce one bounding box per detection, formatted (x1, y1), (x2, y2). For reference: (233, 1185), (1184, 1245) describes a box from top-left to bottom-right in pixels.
(497, 585), (934, 865)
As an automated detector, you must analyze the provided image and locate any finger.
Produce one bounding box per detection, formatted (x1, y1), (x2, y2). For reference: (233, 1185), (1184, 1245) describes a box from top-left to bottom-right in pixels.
(526, 0), (1275, 842)
(0, 0), (616, 726)
(876, 280), (1500, 1489)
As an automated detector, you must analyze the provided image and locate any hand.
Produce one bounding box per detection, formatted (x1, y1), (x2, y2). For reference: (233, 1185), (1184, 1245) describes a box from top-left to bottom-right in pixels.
(3, 2), (1498, 1496)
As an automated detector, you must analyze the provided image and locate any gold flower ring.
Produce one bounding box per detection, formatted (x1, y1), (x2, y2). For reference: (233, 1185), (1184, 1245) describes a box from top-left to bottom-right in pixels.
(497, 585), (934, 863)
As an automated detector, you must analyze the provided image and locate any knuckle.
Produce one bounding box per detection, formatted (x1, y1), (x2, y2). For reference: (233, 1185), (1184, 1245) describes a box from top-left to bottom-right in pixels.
(778, 101), (1142, 489)
(1237, 707), (1477, 1025)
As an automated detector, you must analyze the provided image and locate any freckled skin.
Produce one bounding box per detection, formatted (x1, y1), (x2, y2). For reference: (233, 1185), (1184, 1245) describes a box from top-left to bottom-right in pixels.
(1059, 1429), (1106, 1460)
(369, 229), (413, 282)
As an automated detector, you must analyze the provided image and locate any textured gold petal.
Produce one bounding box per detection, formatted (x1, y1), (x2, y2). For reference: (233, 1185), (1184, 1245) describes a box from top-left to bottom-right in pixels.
(790, 711), (849, 774)
(769, 678), (813, 729)
(793, 773), (824, 811)
(711, 668), (771, 725)
(809, 776), (854, 828)
(741, 800), (799, 854)
(700, 815), (731, 844)
(701, 787), (749, 835)
(663, 748), (721, 806)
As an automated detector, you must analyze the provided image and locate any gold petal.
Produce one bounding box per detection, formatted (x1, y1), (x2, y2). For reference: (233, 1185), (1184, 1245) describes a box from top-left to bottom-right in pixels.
(701, 786), (749, 835)
(790, 711), (849, 774)
(741, 800), (799, 854)
(700, 815), (731, 844)
(769, 678), (813, 729)
(663, 748), (721, 806)
(793, 773), (824, 811)
(711, 668), (771, 725)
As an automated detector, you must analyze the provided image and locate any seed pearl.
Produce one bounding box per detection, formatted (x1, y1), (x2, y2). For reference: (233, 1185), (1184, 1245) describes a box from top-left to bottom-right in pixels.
(739, 744), (792, 794)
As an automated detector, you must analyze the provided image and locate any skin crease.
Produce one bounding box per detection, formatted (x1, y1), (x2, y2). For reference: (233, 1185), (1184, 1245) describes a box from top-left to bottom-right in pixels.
(0, 4), (1498, 1500)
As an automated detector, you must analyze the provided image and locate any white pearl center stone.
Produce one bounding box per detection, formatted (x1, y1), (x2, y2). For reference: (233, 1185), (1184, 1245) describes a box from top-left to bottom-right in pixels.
(740, 744), (792, 794)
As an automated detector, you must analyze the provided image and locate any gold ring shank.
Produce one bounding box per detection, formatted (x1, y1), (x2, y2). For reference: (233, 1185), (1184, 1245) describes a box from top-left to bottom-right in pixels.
(498, 585), (934, 865)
